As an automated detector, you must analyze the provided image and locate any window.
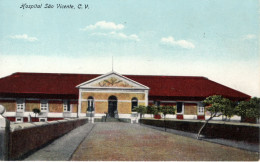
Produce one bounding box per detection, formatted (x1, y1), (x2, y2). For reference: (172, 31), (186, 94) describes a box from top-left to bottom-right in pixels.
(63, 100), (71, 112)
(16, 117), (23, 122)
(16, 99), (25, 112)
(40, 100), (48, 112)
(198, 107), (204, 113)
(177, 102), (183, 114)
(154, 101), (161, 106)
(131, 97), (138, 110)
(198, 103), (205, 114)
(39, 118), (47, 122)
(87, 96), (94, 112)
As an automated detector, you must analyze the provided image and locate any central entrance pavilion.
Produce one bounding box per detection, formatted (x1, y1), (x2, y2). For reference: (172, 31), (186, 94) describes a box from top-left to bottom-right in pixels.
(77, 71), (149, 119)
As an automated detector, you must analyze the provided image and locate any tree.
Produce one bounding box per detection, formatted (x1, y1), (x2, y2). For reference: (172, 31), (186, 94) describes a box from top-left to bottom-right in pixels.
(161, 105), (176, 118)
(133, 105), (147, 119)
(221, 98), (237, 121)
(146, 105), (158, 118)
(235, 97), (260, 123)
(197, 95), (235, 139)
(32, 108), (40, 121)
(160, 105), (176, 131)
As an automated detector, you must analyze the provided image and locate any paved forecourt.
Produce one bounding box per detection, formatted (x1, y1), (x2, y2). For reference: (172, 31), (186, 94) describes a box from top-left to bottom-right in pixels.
(71, 122), (259, 161)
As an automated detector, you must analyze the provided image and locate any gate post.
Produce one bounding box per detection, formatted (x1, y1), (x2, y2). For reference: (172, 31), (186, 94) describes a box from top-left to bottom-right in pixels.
(0, 105), (10, 160)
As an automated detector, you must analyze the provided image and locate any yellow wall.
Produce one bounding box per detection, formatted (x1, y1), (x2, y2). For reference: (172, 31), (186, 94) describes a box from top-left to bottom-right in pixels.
(138, 102), (145, 106)
(81, 101), (87, 113)
(92, 101), (145, 114)
(25, 102), (40, 112)
(1, 99), (78, 113)
(0, 101), (16, 112)
(184, 104), (197, 115)
(49, 103), (63, 113)
(81, 92), (146, 114)
(82, 92), (145, 100)
(118, 102), (131, 114)
(95, 102), (108, 113)
(71, 104), (78, 113)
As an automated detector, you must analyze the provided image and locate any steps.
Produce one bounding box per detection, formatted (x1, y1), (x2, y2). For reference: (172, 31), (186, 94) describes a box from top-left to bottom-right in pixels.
(106, 118), (121, 122)
(100, 116), (120, 122)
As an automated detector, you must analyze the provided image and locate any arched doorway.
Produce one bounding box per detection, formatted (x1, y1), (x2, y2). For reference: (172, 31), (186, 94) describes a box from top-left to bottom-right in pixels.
(108, 96), (117, 117)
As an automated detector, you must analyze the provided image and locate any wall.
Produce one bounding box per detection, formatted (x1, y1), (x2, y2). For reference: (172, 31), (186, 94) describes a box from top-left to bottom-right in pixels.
(1, 98), (78, 121)
(0, 100), (16, 112)
(184, 103), (197, 115)
(118, 102), (131, 114)
(71, 103), (78, 113)
(8, 118), (88, 160)
(81, 92), (145, 100)
(25, 100), (40, 112)
(49, 101), (63, 112)
(81, 92), (146, 114)
(95, 102), (108, 114)
(140, 119), (260, 143)
(81, 101), (88, 113)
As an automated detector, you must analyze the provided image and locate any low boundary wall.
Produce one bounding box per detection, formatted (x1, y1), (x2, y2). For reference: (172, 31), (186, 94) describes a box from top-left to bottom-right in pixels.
(8, 118), (88, 160)
(140, 119), (260, 143)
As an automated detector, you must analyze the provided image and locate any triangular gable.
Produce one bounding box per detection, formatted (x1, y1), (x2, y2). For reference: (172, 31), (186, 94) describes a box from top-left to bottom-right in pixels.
(76, 71), (149, 90)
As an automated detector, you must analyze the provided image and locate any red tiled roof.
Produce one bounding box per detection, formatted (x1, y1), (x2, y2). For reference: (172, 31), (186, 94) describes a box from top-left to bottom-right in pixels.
(0, 72), (250, 101)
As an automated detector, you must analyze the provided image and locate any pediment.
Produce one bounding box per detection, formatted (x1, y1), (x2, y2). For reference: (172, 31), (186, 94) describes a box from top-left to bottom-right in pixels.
(92, 76), (134, 87)
(77, 71), (149, 90)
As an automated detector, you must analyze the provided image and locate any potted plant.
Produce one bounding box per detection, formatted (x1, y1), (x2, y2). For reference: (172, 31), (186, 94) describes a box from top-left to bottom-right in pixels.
(32, 108), (40, 122)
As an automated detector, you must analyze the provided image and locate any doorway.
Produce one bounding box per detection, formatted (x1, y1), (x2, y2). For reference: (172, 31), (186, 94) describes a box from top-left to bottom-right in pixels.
(108, 96), (117, 117)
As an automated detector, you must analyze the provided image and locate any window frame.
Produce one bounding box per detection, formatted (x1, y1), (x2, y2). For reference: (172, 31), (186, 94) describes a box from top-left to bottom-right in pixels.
(40, 100), (48, 112)
(63, 100), (71, 112)
(197, 102), (205, 115)
(16, 99), (25, 112)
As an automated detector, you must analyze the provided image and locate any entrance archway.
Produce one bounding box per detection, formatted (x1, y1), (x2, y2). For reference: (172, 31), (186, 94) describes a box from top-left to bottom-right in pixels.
(108, 96), (117, 117)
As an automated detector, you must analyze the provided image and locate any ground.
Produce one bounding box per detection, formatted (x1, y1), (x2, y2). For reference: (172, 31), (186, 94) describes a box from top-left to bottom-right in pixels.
(70, 123), (259, 161)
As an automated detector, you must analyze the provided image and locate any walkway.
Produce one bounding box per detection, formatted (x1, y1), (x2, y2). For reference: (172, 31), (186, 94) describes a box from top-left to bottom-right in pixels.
(25, 122), (259, 161)
(24, 123), (94, 161)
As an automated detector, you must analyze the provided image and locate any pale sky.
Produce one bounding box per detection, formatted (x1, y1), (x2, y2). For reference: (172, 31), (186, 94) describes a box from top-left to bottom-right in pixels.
(0, 0), (259, 97)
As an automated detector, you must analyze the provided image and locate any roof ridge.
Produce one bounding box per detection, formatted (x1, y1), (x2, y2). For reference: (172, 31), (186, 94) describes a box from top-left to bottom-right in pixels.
(11, 72), (208, 79)
(12, 72), (101, 76)
(126, 74), (208, 78)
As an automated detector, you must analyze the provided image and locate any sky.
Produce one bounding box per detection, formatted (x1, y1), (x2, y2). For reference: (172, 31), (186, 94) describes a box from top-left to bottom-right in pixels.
(0, 0), (259, 97)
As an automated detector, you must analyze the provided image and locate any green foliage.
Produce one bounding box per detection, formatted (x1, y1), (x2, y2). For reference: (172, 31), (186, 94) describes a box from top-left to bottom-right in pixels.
(235, 97), (260, 118)
(160, 106), (176, 118)
(135, 105), (176, 119)
(32, 108), (41, 118)
(203, 95), (235, 118)
(133, 105), (147, 117)
(32, 108), (40, 114)
(222, 99), (237, 119)
(146, 105), (158, 115)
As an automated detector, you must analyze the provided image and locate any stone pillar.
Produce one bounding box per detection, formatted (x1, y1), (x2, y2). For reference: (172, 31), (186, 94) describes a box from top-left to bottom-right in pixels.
(0, 105), (10, 160)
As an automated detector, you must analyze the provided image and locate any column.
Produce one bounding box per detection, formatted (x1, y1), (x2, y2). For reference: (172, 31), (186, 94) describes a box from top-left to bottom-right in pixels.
(0, 105), (10, 160)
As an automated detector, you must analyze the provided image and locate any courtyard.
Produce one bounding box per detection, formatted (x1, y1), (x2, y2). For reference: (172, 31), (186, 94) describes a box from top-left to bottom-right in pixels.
(69, 123), (258, 161)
